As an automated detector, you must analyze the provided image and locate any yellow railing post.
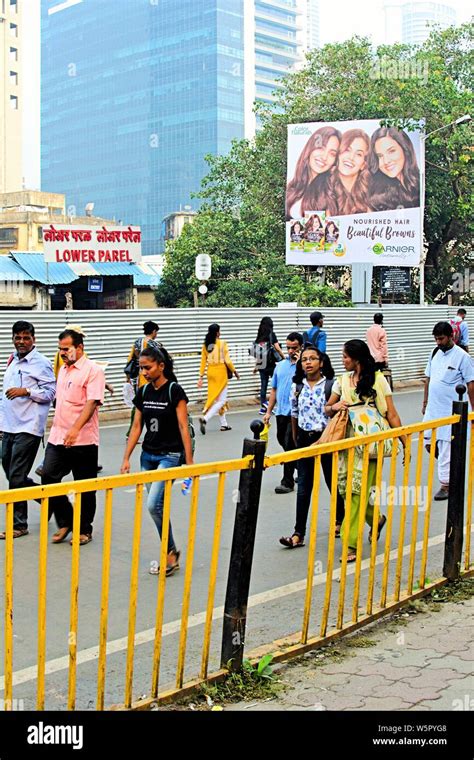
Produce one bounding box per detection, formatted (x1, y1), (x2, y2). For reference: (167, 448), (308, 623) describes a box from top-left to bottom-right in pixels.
(394, 435), (412, 601)
(420, 429), (437, 587)
(4, 502), (14, 711)
(465, 425), (474, 571)
(151, 480), (173, 698)
(301, 456), (321, 644)
(96, 488), (114, 710)
(320, 452), (338, 637)
(36, 497), (49, 710)
(68, 493), (82, 711)
(352, 445), (370, 623)
(176, 477), (201, 689)
(124, 484), (144, 709)
(366, 444), (385, 616)
(407, 432), (424, 595)
(200, 473), (226, 679)
(337, 447), (354, 629)
(380, 438), (399, 608)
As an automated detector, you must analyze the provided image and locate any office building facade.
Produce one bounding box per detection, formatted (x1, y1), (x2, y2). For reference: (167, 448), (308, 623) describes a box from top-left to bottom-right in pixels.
(1, 0), (22, 192)
(42, 0), (309, 252)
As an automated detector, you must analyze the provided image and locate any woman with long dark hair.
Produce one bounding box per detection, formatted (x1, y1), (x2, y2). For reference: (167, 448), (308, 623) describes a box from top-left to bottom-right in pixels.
(121, 346), (193, 577)
(328, 128), (370, 215)
(286, 126), (341, 219)
(252, 317), (285, 414)
(197, 323), (239, 433)
(279, 345), (345, 548)
(304, 214), (324, 244)
(368, 127), (420, 210)
(325, 339), (405, 562)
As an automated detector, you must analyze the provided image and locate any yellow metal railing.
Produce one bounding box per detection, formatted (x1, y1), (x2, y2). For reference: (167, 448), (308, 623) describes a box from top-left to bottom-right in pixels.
(263, 414), (472, 654)
(0, 411), (472, 710)
(0, 456), (252, 711)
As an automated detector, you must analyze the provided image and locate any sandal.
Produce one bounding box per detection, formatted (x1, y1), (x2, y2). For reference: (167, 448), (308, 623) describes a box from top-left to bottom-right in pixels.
(340, 549), (357, 563)
(149, 549), (181, 576)
(52, 527), (71, 544)
(279, 534), (305, 549)
(0, 528), (29, 539)
(70, 533), (92, 546)
(368, 514), (387, 543)
(220, 426), (232, 431)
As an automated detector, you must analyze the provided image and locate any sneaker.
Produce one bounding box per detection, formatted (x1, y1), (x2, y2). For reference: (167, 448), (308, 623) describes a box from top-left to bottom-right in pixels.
(434, 486), (449, 501)
(275, 484), (294, 494)
(259, 406), (267, 415)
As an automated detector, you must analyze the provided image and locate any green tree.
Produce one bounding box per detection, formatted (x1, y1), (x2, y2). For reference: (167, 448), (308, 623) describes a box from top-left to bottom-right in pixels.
(156, 25), (473, 307)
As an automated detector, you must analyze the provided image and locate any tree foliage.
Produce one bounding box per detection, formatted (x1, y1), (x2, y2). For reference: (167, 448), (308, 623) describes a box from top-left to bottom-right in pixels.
(156, 25), (473, 307)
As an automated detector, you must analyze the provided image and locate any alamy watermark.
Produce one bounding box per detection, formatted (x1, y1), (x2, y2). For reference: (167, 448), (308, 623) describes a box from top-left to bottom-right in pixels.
(369, 56), (429, 85)
(452, 268), (474, 295)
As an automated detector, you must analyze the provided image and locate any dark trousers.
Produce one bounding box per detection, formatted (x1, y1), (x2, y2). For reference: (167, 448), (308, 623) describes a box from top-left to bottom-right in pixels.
(41, 443), (98, 535)
(2, 432), (42, 530)
(258, 368), (273, 406)
(294, 429), (345, 538)
(275, 415), (297, 487)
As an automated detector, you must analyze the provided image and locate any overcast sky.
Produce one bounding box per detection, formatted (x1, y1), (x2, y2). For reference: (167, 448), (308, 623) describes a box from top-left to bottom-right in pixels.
(23, 0), (472, 188)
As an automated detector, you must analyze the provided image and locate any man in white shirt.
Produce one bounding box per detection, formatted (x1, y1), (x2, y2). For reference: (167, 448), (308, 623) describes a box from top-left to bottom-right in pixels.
(0, 321), (56, 538)
(422, 321), (474, 500)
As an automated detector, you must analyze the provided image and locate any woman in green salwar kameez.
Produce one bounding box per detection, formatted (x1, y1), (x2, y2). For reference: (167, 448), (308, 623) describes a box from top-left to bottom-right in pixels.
(325, 340), (405, 562)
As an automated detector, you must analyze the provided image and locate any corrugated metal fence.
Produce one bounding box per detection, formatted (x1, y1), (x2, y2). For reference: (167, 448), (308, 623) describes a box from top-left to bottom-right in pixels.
(0, 306), (463, 413)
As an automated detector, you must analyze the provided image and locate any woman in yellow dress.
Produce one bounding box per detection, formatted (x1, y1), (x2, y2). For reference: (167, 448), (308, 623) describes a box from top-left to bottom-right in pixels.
(197, 323), (240, 433)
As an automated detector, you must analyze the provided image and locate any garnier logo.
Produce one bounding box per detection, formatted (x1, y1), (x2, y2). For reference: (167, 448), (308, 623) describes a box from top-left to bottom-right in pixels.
(292, 126), (312, 135)
(372, 243), (384, 254)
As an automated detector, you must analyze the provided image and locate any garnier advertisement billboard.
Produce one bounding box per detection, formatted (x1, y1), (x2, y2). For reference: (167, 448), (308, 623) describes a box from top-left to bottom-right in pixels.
(286, 120), (423, 267)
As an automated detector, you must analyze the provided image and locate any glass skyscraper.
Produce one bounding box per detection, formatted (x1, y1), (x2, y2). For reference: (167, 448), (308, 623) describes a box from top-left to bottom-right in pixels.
(42, 0), (309, 252)
(41, 0), (245, 253)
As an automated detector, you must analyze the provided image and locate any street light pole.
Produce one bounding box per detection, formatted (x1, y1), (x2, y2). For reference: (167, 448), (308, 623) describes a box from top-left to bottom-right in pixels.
(419, 115), (471, 306)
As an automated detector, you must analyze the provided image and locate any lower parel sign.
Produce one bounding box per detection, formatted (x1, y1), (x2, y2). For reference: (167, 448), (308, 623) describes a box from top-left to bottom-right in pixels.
(43, 224), (142, 264)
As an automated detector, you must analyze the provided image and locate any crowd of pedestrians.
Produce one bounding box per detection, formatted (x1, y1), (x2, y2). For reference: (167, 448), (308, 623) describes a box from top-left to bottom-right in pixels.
(0, 310), (472, 576)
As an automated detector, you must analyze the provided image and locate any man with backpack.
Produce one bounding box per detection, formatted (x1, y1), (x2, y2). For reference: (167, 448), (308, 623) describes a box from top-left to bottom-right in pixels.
(422, 321), (474, 501)
(302, 311), (327, 353)
(263, 332), (303, 494)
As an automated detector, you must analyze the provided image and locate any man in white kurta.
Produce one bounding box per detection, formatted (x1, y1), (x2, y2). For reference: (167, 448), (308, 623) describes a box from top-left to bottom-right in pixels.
(422, 322), (474, 500)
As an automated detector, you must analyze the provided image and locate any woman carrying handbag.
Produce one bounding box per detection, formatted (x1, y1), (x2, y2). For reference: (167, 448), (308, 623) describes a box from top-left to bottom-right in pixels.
(325, 339), (405, 563)
(279, 345), (345, 549)
(197, 323), (240, 433)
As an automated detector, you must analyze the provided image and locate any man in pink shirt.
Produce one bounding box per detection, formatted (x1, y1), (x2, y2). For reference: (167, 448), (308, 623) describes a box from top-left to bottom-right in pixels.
(42, 329), (105, 545)
(366, 313), (389, 370)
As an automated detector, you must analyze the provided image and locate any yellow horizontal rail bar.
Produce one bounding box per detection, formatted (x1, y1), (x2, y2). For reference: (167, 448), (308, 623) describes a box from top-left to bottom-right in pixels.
(469, 412), (474, 421)
(264, 415), (459, 467)
(0, 456), (253, 505)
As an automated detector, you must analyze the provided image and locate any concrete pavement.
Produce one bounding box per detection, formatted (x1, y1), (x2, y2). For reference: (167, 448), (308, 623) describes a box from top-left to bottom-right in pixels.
(228, 587), (474, 711)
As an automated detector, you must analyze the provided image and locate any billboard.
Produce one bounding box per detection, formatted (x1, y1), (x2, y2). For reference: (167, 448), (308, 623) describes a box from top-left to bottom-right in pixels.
(286, 120), (423, 267)
(43, 225), (142, 264)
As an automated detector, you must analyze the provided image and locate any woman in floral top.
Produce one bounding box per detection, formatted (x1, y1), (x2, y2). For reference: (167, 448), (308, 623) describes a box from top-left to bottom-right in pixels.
(325, 339), (404, 562)
(279, 345), (345, 548)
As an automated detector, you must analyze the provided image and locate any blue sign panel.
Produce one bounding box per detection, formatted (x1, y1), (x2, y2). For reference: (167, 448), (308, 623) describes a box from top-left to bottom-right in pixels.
(88, 276), (103, 292)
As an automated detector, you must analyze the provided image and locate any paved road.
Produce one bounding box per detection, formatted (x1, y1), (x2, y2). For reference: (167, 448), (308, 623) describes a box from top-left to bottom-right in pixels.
(0, 389), (466, 709)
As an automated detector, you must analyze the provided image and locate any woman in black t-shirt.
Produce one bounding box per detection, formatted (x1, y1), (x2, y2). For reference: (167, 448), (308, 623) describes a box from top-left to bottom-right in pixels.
(121, 346), (194, 577)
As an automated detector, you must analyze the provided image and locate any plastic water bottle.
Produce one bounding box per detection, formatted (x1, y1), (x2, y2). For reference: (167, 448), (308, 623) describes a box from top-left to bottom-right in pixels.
(181, 477), (192, 495)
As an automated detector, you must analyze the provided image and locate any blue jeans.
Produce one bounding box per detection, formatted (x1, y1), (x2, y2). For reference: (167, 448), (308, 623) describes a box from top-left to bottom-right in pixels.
(140, 450), (182, 553)
(258, 368), (273, 406)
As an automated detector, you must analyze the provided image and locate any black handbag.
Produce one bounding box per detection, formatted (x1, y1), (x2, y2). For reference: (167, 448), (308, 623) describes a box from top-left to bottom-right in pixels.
(124, 355), (139, 379)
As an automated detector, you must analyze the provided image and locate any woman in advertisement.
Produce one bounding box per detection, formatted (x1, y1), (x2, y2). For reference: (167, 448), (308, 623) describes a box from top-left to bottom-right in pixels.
(286, 126), (341, 219)
(324, 220), (339, 245)
(328, 128), (371, 215)
(368, 127), (420, 210)
(290, 220), (304, 243)
(304, 214), (325, 244)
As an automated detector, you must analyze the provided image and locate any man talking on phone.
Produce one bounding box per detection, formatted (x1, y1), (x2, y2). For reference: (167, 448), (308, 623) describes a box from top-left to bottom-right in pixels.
(263, 332), (303, 494)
